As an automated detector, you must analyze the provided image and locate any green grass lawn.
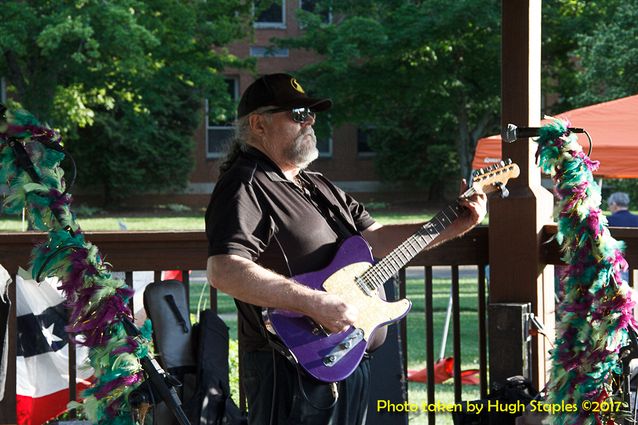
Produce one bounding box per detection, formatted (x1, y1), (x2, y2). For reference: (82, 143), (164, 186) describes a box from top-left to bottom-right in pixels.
(0, 207), (486, 232)
(0, 214), (208, 232)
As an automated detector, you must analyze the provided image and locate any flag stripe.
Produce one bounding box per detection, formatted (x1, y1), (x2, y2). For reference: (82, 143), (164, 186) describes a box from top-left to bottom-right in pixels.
(17, 382), (92, 425)
(14, 269), (94, 425)
(17, 345), (92, 397)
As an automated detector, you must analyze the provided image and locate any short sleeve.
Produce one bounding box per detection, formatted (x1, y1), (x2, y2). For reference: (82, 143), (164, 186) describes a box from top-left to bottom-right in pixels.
(344, 191), (376, 231)
(205, 177), (272, 260)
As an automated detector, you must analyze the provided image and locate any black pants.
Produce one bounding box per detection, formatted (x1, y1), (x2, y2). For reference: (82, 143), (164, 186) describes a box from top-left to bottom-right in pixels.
(242, 350), (370, 425)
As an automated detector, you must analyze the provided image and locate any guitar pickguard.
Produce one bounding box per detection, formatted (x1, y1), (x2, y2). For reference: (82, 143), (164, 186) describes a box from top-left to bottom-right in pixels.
(322, 261), (411, 338)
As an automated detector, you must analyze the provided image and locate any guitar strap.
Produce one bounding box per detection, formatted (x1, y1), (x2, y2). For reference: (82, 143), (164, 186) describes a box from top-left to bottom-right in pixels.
(297, 171), (360, 241)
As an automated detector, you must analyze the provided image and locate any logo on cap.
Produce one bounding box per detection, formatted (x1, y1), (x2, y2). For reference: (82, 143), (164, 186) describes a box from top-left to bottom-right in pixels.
(290, 78), (305, 94)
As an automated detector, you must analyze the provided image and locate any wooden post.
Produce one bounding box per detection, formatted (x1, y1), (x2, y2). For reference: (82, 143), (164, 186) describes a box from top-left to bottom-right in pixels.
(489, 0), (555, 391)
(0, 280), (16, 425)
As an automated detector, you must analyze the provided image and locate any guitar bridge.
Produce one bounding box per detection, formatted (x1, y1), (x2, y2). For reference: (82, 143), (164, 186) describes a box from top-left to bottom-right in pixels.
(322, 328), (365, 367)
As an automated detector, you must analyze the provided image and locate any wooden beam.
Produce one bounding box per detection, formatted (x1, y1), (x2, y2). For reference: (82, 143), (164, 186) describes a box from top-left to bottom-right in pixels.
(489, 0), (555, 390)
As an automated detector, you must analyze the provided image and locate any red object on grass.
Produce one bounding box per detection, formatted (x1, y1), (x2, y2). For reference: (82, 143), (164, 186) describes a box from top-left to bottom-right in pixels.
(407, 357), (479, 385)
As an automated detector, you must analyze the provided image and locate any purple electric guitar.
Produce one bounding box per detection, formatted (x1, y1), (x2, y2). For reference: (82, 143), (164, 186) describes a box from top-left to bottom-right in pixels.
(264, 160), (520, 382)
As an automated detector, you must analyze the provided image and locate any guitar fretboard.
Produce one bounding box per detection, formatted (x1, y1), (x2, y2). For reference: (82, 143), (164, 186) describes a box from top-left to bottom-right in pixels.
(357, 201), (464, 292)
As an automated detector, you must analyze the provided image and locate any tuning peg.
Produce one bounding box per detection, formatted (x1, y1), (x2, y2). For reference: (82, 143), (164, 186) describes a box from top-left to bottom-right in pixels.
(495, 182), (509, 198)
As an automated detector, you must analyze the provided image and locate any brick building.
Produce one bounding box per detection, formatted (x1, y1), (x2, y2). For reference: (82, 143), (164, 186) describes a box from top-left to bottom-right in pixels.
(175, 0), (401, 209)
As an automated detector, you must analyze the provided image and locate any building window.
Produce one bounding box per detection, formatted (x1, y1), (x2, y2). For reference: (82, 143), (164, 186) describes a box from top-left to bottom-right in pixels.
(357, 126), (376, 157)
(207, 77), (239, 159)
(299, 0), (331, 24)
(249, 47), (290, 58)
(255, 0), (286, 28)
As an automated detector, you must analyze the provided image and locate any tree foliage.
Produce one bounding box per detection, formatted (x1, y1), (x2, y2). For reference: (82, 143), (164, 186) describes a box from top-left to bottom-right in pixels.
(541, 0), (628, 111)
(277, 0), (501, 198)
(0, 0), (253, 203)
(572, 0), (638, 104)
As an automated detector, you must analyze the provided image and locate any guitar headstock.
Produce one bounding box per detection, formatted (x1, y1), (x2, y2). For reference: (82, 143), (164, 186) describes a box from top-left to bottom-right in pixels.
(470, 160), (520, 197)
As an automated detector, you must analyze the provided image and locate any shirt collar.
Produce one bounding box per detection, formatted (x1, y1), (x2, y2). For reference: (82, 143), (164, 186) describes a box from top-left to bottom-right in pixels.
(243, 146), (290, 183)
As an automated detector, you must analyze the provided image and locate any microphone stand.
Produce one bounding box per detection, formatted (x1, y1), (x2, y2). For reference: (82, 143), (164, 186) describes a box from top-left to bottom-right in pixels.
(5, 137), (190, 425)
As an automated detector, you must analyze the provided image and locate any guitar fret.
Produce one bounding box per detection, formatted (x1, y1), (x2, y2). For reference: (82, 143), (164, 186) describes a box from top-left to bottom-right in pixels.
(422, 223), (439, 241)
(412, 240), (426, 255)
(365, 277), (376, 291)
(411, 239), (422, 252)
(362, 197), (475, 290)
(388, 255), (401, 271)
(395, 248), (409, 263)
(403, 238), (420, 257)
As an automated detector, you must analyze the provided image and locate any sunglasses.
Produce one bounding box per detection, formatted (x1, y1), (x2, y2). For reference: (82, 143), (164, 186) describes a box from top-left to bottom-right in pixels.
(263, 107), (316, 124)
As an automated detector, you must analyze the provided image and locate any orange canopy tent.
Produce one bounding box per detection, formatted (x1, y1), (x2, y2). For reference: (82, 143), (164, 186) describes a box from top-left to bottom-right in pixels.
(472, 94), (638, 178)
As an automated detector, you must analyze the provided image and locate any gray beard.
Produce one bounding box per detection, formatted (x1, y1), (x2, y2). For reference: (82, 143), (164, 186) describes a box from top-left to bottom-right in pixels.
(287, 132), (319, 169)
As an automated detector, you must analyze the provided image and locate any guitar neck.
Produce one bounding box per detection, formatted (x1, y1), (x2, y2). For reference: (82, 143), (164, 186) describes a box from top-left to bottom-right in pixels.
(361, 200), (463, 290)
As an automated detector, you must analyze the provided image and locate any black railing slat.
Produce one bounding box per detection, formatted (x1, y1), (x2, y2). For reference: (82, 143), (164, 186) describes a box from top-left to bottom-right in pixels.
(68, 334), (77, 417)
(125, 271), (134, 317)
(399, 267), (408, 396)
(452, 266), (462, 403)
(182, 270), (190, 312)
(210, 285), (218, 314)
(478, 264), (488, 399)
(425, 266), (436, 425)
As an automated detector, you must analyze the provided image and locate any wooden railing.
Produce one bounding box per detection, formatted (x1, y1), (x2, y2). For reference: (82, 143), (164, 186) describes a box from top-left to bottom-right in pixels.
(1, 225), (638, 424)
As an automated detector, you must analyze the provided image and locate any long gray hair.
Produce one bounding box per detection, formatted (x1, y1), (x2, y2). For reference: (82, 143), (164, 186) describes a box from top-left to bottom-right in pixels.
(218, 107), (273, 176)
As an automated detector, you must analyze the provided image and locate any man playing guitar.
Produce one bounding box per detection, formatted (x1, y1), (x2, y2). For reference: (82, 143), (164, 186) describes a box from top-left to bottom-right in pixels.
(205, 73), (487, 425)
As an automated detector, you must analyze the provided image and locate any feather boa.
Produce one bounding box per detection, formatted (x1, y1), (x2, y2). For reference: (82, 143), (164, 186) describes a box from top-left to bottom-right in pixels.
(0, 108), (153, 424)
(536, 119), (636, 425)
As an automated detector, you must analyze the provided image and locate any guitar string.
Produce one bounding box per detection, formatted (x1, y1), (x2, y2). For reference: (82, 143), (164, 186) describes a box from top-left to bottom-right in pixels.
(359, 186), (477, 291)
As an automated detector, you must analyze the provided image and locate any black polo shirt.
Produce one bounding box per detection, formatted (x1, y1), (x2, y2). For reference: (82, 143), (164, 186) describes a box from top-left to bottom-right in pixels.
(205, 147), (376, 351)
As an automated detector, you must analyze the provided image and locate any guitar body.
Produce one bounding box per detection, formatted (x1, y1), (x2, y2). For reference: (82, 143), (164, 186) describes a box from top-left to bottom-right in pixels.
(266, 235), (412, 383)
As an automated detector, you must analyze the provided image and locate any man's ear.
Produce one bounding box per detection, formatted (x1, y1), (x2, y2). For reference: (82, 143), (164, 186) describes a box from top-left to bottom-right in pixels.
(248, 114), (266, 137)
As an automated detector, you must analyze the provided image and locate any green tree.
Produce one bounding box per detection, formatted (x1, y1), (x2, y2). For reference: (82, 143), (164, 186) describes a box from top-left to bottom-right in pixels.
(0, 0), (253, 203)
(571, 0), (638, 104)
(541, 0), (626, 112)
(278, 0), (501, 198)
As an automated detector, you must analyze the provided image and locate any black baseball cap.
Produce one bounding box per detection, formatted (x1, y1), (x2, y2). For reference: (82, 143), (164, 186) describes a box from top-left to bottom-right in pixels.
(237, 73), (332, 118)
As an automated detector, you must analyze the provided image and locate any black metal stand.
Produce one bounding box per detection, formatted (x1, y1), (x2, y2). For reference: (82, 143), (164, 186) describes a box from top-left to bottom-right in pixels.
(3, 135), (191, 425)
(121, 317), (190, 425)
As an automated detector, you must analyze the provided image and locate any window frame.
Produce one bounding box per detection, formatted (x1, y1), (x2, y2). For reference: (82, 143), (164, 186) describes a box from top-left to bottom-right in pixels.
(249, 46), (290, 58)
(206, 77), (239, 159)
(254, 0), (287, 29)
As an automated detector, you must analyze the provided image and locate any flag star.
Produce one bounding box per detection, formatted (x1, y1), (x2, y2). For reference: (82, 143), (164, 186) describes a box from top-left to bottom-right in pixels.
(42, 323), (63, 346)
